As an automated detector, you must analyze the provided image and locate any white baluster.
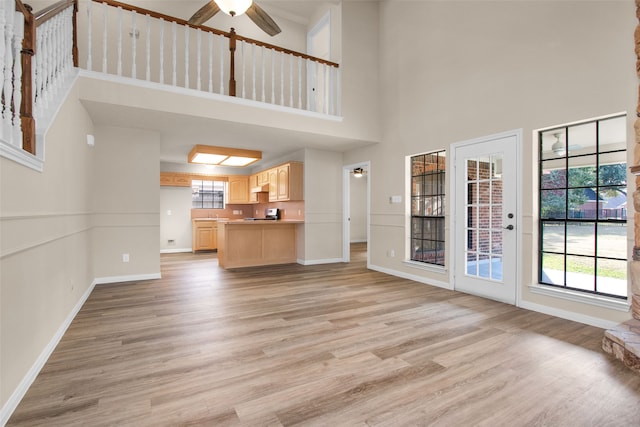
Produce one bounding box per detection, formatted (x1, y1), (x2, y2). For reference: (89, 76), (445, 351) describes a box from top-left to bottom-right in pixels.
(271, 48), (274, 104)
(280, 51), (284, 105)
(183, 24), (189, 88)
(1, 8), (13, 140)
(116, 6), (122, 76)
(289, 55), (293, 107)
(159, 18), (164, 84)
(241, 40), (245, 99)
(336, 66), (341, 116)
(86, 0), (92, 70)
(102, 1), (107, 73)
(298, 57), (302, 109)
(306, 59), (311, 111)
(208, 32), (213, 92)
(145, 14), (150, 81)
(196, 29), (201, 91)
(171, 21), (176, 86)
(0, 5), (6, 139)
(219, 34), (224, 94)
(131, 11), (136, 79)
(261, 45), (265, 102)
(251, 43), (256, 100)
(12, 16), (23, 130)
(324, 63), (329, 114)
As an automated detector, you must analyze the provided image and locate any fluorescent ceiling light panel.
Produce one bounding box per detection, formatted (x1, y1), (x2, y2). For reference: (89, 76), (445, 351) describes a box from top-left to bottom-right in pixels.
(188, 145), (262, 167)
(220, 156), (256, 166)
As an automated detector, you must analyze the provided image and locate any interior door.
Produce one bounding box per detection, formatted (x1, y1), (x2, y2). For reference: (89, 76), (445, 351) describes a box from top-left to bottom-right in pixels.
(454, 133), (518, 304)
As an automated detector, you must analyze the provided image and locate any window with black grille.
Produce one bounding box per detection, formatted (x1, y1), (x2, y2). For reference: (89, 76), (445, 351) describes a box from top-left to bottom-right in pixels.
(538, 114), (627, 298)
(192, 180), (225, 209)
(410, 151), (446, 266)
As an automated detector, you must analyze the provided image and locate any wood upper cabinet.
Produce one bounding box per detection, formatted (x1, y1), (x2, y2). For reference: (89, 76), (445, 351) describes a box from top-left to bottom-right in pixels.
(192, 220), (217, 252)
(227, 175), (250, 204)
(269, 162), (303, 201)
(160, 172), (191, 187)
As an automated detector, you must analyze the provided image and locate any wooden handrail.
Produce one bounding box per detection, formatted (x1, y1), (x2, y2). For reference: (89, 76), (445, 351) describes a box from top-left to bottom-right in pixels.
(15, 0), (36, 154)
(34, 0), (74, 26)
(92, 0), (339, 68)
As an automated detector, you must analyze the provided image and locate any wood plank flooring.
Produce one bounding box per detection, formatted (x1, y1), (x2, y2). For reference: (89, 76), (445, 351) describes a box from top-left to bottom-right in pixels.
(8, 243), (640, 426)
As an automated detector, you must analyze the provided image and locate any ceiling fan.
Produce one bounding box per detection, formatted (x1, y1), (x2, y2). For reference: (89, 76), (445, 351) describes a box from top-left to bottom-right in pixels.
(188, 0), (282, 36)
(551, 132), (581, 156)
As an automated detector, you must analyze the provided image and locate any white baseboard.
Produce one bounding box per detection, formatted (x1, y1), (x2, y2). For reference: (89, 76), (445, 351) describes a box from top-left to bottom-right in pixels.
(160, 248), (192, 254)
(298, 257), (344, 266)
(368, 263), (452, 290)
(350, 239), (367, 244)
(518, 300), (620, 330)
(93, 273), (162, 285)
(0, 280), (96, 426)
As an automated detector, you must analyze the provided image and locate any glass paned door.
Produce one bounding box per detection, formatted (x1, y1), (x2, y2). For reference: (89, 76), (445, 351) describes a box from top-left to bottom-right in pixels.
(455, 132), (519, 304)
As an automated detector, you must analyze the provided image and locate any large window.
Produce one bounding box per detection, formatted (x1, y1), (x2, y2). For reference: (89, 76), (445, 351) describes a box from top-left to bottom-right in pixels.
(192, 179), (225, 209)
(538, 114), (627, 298)
(410, 151), (446, 266)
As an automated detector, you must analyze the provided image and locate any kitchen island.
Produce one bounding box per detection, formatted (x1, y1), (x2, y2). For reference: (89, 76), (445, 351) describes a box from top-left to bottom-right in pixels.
(217, 220), (303, 269)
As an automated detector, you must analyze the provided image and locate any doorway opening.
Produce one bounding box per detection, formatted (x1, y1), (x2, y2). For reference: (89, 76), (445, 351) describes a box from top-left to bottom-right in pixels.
(343, 162), (370, 264)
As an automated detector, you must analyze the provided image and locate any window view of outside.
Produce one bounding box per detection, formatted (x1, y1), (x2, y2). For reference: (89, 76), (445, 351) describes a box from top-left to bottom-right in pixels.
(539, 115), (627, 298)
(410, 151), (446, 266)
(192, 180), (225, 209)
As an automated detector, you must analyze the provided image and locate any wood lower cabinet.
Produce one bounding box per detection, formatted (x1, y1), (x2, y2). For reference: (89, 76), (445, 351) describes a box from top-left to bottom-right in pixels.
(192, 220), (218, 252)
(217, 221), (299, 268)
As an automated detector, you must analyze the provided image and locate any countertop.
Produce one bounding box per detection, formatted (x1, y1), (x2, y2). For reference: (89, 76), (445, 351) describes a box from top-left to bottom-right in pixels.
(192, 218), (304, 224)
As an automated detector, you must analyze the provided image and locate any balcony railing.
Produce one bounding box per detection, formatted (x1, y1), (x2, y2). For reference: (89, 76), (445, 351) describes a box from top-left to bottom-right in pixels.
(3, 0), (340, 161)
(84, 0), (340, 114)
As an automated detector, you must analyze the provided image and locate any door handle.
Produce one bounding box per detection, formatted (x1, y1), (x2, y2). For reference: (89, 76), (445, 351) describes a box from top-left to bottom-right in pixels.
(504, 224), (514, 230)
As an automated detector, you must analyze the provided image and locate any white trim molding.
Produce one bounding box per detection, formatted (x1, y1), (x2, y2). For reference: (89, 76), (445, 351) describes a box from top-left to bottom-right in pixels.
(528, 283), (630, 312)
(93, 273), (162, 285)
(369, 263), (452, 290)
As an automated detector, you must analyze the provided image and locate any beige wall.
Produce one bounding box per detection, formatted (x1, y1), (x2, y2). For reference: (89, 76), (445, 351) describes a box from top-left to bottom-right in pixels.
(91, 126), (161, 280)
(0, 84), (95, 409)
(303, 148), (343, 262)
(160, 186), (193, 252)
(344, 0), (635, 325)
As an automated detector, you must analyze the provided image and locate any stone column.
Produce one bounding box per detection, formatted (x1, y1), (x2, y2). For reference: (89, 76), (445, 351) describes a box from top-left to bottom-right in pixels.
(632, 0), (640, 321)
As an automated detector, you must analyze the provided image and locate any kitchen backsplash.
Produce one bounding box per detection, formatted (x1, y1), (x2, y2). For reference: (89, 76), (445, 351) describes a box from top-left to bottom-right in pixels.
(191, 200), (305, 220)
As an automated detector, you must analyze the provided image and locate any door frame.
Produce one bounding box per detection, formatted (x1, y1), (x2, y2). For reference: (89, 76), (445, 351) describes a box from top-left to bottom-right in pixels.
(342, 161), (371, 264)
(450, 129), (523, 306)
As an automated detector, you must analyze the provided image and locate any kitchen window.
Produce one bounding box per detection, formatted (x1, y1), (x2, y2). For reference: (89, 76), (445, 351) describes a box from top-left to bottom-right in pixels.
(538, 114), (627, 298)
(410, 150), (446, 266)
(192, 179), (225, 209)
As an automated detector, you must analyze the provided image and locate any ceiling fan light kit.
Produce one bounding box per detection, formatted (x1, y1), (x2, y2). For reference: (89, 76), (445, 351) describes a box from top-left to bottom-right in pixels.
(215, 0), (252, 17)
(188, 0), (281, 36)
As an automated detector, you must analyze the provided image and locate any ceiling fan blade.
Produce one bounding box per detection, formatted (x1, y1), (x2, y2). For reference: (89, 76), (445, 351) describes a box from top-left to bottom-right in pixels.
(188, 1), (220, 26)
(246, 3), (281, 36)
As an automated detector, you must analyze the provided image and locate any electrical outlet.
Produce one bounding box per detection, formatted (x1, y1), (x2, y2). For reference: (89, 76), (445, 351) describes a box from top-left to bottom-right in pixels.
(166, 210), (172, 216)
(298, 209), (301, 215)
(387, 249), (395, 257)
(122, 253), (130, 262)
(168, 239), (175, 245)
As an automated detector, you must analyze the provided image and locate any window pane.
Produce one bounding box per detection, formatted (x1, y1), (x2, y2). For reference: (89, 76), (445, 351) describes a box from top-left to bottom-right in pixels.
(597, 223), (627, 259)
(599, 187), (626, 220)
(566, 222), (594, 257)
(568, 188), (593, 219)
(599, 163), (627, 187)
(542, 222), (564, 253)
(567, 162), (596, 188)
(566, 255), (595, 291)
(541, 252), (564, 285)
(541, 189), (566, 219)
(568, 121), (597, 154)
(596, 258), (627, 297)
(541, 168), (566, 190)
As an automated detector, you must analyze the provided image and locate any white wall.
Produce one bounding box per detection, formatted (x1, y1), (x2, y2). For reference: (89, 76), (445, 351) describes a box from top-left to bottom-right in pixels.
(344, 0), (636, 326)
(160, 186), (193, 252)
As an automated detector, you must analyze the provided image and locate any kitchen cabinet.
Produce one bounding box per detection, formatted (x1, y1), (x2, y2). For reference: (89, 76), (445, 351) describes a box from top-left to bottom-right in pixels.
(192, 220), (217, 252)
(160, 172), (191, 187)
(227, 175), (250, 204)
(269, 162), (303, 201)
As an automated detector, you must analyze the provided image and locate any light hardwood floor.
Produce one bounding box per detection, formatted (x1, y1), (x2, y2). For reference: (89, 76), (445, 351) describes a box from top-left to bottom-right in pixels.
(8, 243), (640, 426)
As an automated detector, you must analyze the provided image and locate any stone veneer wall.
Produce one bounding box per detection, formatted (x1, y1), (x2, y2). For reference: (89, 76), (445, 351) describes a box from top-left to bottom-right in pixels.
(601, 0), (640, 372)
